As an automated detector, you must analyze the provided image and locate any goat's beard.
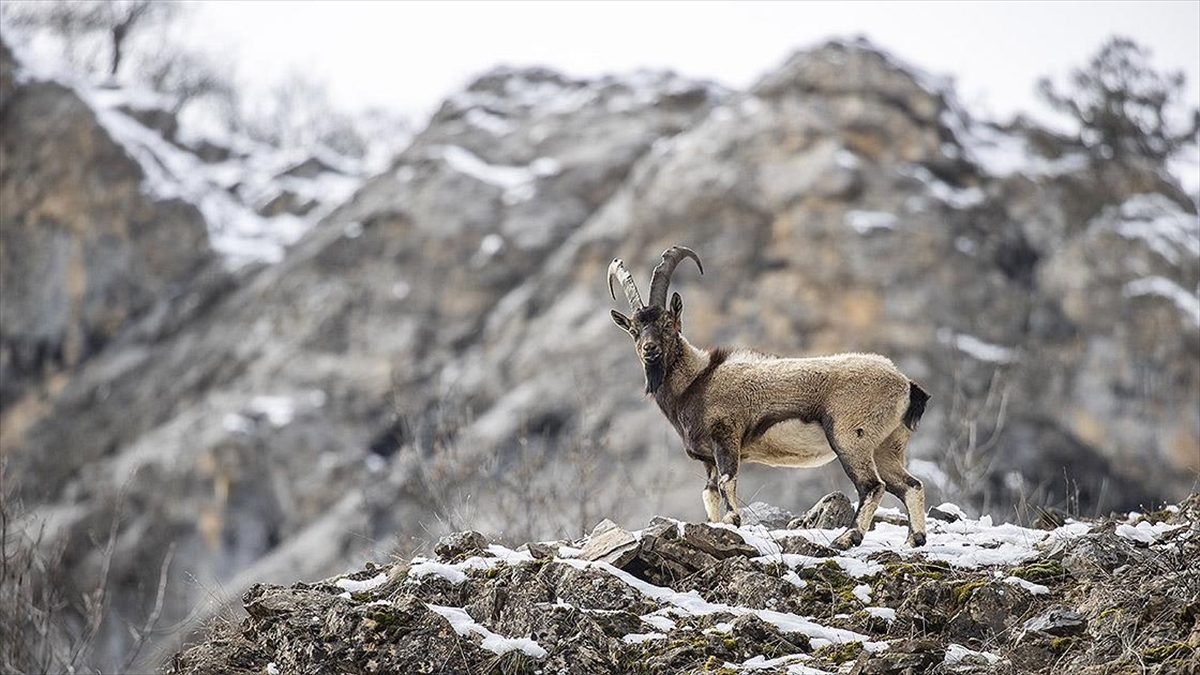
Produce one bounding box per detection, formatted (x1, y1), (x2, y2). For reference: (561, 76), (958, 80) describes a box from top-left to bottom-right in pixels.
(644, 359), (666, 395)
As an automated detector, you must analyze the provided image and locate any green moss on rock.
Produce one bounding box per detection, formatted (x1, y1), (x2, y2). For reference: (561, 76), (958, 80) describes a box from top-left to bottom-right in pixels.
(1012, 560), (1067, 583)
(1142, 641), (1193, 664)
(1049, 636), (1079, 650)
(814, 641), (863, 664)
(952, 580), (987, 604)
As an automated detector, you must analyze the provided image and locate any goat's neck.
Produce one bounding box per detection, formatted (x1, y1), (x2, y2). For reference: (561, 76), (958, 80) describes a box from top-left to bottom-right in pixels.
(657, 335), (708, 403)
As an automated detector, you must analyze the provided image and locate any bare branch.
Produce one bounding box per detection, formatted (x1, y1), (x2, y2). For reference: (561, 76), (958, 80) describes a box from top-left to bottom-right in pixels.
(121, 542), (175, 672)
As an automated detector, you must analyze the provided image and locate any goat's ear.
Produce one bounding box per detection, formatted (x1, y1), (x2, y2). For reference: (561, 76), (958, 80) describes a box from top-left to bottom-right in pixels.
(610, 310), (634, 335)
(670, 292), (684, 320)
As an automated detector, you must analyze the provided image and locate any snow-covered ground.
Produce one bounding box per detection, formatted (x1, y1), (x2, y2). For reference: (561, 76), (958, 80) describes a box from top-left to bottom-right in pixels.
(379, 504), (1103, 672)
(179, 497), (1197, 674)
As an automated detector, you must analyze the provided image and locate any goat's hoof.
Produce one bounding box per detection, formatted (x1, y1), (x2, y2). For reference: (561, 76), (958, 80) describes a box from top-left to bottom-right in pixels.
(723, 513), (742, 527)
(906, 532), (927, 547)
(831, 529), (863, 550)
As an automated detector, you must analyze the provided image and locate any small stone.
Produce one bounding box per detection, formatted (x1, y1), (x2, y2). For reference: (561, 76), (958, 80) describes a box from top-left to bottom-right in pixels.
(872, 512), (909, 527)
(640, 533), (719, 576)
(526, 541), (554, 560)
(775, 535), (835, 557)
(948, 581), (1034, 639)
(789, 492), (856, 530)
(740, 502), (796, 529)
(644, 519), (681, 540)
(928, 505), (962, 523)
(1033, 508), (1066, 530)
(433, 531), (488, 560)
(1057, 534), (1138, 579)
(857, 638), (944, 673)
(1022, 608), (1087, 637)
(730, 613), (811, 652)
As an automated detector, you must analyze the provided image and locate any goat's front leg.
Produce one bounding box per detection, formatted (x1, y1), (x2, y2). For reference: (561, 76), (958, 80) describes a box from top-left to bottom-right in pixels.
(701, 461), (722, 523)
(711, 424), (742, 527)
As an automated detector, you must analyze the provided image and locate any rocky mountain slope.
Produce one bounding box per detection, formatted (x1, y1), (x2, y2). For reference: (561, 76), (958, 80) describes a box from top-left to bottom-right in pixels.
(2, 36), (1197, 673)
(0, 38), (217, 407)
(171, 494), (1200, 674)
(1, 36), (365, 406)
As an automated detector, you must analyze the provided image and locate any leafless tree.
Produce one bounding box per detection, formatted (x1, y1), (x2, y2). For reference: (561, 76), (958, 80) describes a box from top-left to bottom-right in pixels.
(1039, 36), (1200, 164)
(232, 71), (412, 161)
(136, 47), (236, 114)
(4, 0), (181, 79)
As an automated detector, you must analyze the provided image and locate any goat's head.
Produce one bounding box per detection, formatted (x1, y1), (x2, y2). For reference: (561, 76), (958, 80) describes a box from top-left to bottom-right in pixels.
(608, 245), (704, 394)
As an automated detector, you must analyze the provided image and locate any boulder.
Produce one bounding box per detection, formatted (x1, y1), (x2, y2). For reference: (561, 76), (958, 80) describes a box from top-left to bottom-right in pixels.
(434, 531), (489, 560)
(948, 581), (1034, 641)
(789, 492), (857, 530)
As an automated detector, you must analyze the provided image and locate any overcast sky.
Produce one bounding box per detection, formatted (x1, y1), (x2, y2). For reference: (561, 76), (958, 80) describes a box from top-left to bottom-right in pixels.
(184, 0), (1200, 130)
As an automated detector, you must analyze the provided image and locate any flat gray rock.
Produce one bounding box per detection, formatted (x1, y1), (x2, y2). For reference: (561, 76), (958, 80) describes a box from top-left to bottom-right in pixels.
(1022, 608), (1087, 637)
(579, 524), (641, 568)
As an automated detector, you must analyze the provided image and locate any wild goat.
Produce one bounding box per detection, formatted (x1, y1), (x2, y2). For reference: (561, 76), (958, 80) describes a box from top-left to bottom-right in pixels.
(608, 245), (931, 549)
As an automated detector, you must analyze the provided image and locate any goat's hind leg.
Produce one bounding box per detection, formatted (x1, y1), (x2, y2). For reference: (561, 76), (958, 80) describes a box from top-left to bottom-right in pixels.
(826, 431), (886, 549)
(874, 426), (927, 546)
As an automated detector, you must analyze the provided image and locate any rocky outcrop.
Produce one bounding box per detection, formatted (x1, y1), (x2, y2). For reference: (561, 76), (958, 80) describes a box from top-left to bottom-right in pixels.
(3, 37), (1197, 674)
(0, 40), (217, 408)
(171, 495), (1200, 675)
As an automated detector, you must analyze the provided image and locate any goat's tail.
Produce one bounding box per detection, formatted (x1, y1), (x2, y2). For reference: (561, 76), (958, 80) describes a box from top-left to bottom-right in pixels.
(903, 381), (930, 431)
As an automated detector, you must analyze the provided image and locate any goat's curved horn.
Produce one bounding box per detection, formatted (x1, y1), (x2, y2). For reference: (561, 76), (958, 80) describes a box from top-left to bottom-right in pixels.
(608, 258), (644, 310)
(648, 245), (703, 307)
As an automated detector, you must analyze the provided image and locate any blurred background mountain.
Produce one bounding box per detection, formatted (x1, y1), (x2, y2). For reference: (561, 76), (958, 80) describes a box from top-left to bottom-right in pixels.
(1, 2), (1197, 672)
